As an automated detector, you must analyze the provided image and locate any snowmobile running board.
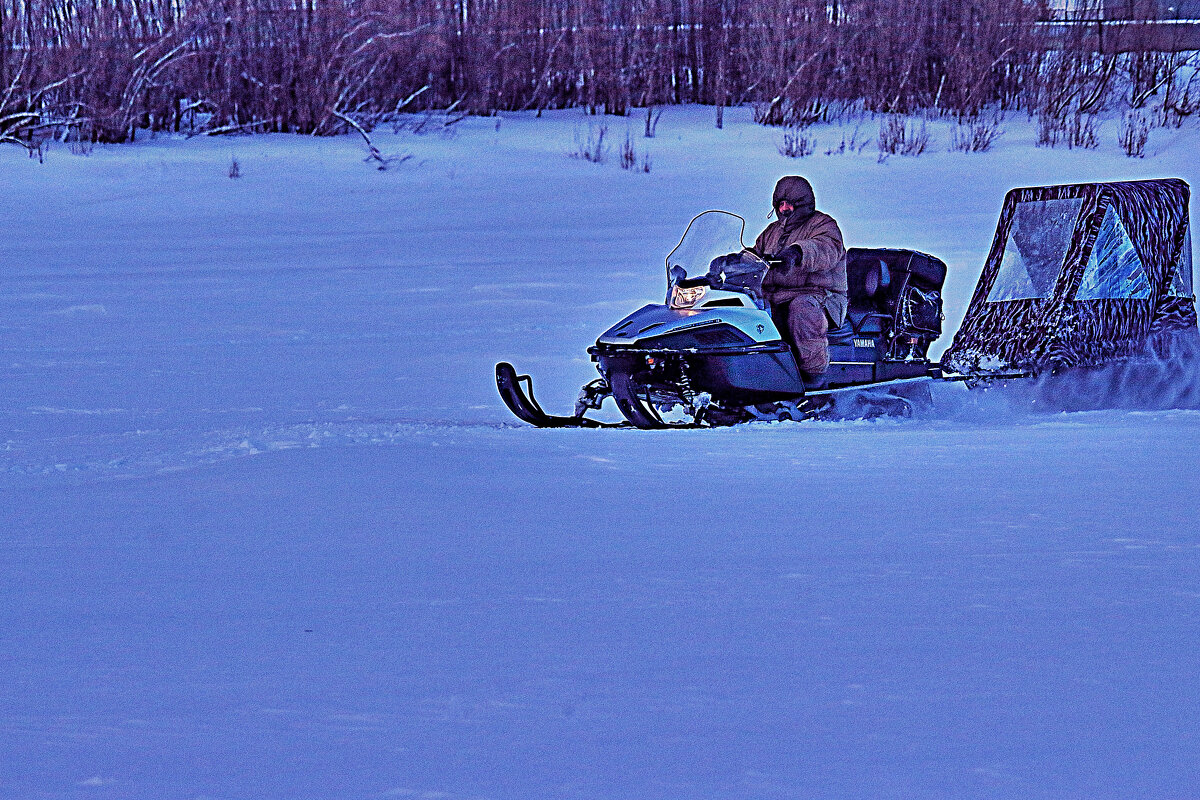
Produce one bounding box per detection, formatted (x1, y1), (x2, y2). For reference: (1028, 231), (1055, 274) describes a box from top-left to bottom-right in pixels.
(803, 374), (937, 398)
(495, 362), (625, 428)
(803, 369), (1031, 398)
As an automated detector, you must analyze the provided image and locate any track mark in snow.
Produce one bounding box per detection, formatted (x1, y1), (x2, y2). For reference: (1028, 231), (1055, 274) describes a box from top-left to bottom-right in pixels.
(7, 401), (1200, 486)
(28, 406), (132, 415)
(47, 304), (107, 315)
(470, 281), (570, 291)
(0, 418), (519, 483)
(8, 292), (66, 301)
(466, 297), (556, 307)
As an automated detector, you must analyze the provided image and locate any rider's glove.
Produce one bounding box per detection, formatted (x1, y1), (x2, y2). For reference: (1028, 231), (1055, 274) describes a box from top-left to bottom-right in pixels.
(777, 244), (803, 272)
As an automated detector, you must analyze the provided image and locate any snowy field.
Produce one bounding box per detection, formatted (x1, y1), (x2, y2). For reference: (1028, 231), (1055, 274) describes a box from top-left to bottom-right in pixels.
(3, 107), (1200, 799)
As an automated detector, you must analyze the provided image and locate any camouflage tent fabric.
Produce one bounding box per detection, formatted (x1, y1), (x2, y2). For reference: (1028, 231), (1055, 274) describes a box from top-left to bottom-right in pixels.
(943, 179), (1197, 375)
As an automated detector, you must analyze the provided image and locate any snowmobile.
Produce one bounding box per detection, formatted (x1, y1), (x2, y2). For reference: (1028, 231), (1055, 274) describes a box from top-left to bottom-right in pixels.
(497, 180), (1198, 427)
(496, 210), (951, 428)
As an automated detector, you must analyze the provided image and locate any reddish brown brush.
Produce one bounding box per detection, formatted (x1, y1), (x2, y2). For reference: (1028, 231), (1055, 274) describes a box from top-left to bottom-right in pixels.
(1, 0), (1192, 145)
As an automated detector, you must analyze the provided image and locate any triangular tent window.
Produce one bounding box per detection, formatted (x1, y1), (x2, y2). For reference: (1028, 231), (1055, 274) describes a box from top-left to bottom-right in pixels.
(1167, 221), (1193, 298)
(987, 197), (1083, 302)
(1076, 205), (1151, 300)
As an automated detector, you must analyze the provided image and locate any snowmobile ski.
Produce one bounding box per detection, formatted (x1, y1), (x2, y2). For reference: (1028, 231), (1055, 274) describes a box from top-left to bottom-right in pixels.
(495, 362), (622, 428)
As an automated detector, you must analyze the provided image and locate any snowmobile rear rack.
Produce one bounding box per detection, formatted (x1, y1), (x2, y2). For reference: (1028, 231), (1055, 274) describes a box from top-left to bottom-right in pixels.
(495, 362), (624, 428)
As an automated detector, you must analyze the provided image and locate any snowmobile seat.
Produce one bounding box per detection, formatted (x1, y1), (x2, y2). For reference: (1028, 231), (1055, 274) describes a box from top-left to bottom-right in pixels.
(827, 309), (886, 345)
(828, 254), (892, 345)
(826, 317), (855, 346)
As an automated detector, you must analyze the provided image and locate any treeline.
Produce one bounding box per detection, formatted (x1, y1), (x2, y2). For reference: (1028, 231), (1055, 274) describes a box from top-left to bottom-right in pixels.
(1, 0), (1197, 146)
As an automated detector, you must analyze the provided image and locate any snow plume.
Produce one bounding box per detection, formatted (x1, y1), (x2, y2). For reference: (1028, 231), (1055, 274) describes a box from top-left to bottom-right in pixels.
(922, 334), (1200, 422)
(1027, 358), (1200, 414)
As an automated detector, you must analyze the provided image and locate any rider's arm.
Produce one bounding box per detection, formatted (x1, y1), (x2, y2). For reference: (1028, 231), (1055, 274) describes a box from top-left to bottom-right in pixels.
(770, 215), (845, 288)
(791, 215), (845, 277)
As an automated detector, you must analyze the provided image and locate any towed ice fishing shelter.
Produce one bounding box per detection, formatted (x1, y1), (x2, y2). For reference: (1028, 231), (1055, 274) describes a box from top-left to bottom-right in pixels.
(944, 178), (1196, 375)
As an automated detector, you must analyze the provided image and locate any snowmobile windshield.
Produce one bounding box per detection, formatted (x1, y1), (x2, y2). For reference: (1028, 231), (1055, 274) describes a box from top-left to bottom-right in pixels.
(665, 211), (769, 310)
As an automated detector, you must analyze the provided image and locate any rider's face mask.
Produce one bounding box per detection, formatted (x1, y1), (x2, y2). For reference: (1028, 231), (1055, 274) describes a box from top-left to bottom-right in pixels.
(776, 200), (795, 219)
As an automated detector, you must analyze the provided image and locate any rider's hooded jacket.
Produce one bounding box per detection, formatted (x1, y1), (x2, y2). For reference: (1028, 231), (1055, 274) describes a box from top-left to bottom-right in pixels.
(754, 176), (848, 306)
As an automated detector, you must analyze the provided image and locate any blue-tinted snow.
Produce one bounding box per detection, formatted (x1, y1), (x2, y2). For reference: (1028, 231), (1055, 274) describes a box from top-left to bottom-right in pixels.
(2, 107), (1199, 799)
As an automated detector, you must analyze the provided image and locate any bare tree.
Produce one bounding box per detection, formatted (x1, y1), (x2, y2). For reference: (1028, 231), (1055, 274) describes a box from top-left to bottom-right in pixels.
(3, 0), (1193, 146)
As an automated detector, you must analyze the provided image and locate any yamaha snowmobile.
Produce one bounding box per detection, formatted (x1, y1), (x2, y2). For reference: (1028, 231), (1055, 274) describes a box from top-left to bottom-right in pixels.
(496, 210), (949, 428)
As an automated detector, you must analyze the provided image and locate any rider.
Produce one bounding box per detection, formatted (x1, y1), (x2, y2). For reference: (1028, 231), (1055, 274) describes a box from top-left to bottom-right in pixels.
(753, 176), (848, 388)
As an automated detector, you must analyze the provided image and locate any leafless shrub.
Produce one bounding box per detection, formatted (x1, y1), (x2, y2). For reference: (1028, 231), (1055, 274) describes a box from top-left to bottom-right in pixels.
(333, 110), (412, 170)
(1037, 108), (1098, 150)
(753, 101), (785, 127)
(644, 106), (662, 138)
(571, 124), (608, 164)
(877, 116), (906, 155)
(1027, 3), (1120, 151)
(1119, 111), (1150, 158)
(67, 126), (95, 156)
(824, 123), (870, 156)
(878, 116), (930, 157)
(394, 100), (468, 137)
(950, 114), (1004, 153)
(849, 123), (870, 154)
(641, 153), (652, 173)
(1161, 54), (1200, 128)
(902, 120), (931, 156)
(228, 156), (241, 178)
(620, 130), (637, 169)
(1123, 49), (1190, 111)
(0, 0), (438, 143)
(0, 55), (82, 157)
(1068, 112), (1099, 149)
(1036, 111), (1066, 148)
(778, 125), (815, 158)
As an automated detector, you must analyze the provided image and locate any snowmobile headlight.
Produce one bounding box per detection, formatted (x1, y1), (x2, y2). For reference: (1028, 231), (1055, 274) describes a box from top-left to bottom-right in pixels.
(670, 283), (707, 309)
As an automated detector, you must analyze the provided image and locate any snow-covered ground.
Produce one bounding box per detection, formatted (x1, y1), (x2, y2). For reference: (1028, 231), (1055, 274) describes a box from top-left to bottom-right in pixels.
(3, 107), (1199, 799)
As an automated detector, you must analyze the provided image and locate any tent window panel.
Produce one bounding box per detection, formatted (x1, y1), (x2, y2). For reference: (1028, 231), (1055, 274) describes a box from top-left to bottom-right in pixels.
(987, 197), (1083, 302)
(1076, 205), (1151, 300)
(1167, 221), (1193, 298)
